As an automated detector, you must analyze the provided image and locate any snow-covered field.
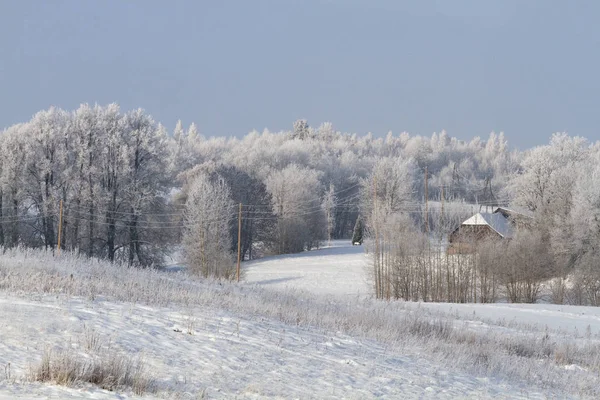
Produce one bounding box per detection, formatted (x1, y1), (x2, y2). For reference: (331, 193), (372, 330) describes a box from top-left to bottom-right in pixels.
(246, 240), (600, 336)
(245, 241), (600, 398)
(0, 294), (554, 400)
(0, 243), (599, 398)
(244, 241), (371, 297)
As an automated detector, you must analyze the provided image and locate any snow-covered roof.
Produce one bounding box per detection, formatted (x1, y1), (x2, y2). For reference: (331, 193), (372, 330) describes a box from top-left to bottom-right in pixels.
(461, 212), (513, 238)
(493, 206), (534, 219)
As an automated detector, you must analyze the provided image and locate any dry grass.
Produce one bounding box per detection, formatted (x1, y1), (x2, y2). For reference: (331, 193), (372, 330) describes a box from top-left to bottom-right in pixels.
(25, 317), (154, 395)
(29, 348), (154, 395)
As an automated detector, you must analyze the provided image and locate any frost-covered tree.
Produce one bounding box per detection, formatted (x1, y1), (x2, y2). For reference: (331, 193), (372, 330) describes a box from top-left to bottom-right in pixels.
(23, 107), (70, 249)
(503, 230), (554, 303)
(362, 157), (416, 222)
(322, 183), (337, 245)
(120, 109), (171, 266)
(265, 164), (325, 253)
(509, 133), (589, 276)
(569, 148), (600, 304)
(361, 157), (416, 299)
(510, 134), (588, 216)
(0, 124), (28, 247)
(183, 173), (235, 278)
(173, 119), (184, 143)
(0, 104), (176, 266)
(571, 148), (600, 255)
(292, 119), (311, 140)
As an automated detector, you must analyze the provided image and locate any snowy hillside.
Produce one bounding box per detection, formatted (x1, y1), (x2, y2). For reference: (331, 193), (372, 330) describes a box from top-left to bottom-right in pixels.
(0, 245), (599, 398)
(244, 240), (371, 297)
(0, 294), (556, 400)
(246, 241), (600, 336)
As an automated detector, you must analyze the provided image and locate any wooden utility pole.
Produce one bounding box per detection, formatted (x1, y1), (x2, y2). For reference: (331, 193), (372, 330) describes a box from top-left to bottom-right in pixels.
(236, 203), (242, 282)
(326, 184), (332, 247)
(327, 203), (331, 247)
(441, 186), (445, 223)
(373, 176), (380, 299)
(57, 199), (63, 255)
(424, 167), (429, 233)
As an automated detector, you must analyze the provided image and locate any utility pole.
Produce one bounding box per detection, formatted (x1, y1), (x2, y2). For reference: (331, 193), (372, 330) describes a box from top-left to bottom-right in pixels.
(236, 203), (242, 282)
(424, 166), (429, 233)
(279, 202), (284, 254)
(440, 185), (445, 244)
(373, 176), (380, 299)
(326, 183), (332, 248)
(327, 204), (331, 247)
(57, 199), (63, 255)
(441, 186), (445, 223)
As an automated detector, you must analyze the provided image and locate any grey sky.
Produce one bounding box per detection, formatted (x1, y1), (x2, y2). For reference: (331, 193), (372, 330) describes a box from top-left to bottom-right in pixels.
(1, 0), (599, 148)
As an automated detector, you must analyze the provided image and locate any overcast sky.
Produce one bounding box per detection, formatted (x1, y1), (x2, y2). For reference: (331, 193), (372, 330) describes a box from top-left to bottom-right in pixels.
(1, 0), (599, 149)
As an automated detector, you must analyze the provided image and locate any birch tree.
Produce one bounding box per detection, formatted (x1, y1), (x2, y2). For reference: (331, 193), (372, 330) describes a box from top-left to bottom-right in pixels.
(183, 173), (235, 278)
(322, 183), (337, 246)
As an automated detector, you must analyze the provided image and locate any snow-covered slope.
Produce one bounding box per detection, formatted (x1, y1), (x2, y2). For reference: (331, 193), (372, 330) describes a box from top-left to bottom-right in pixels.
(0, 244), (598, 398)
(244, 240), (371, 297)
(245, 240), (600, 336)
(0, 294), (553, 400)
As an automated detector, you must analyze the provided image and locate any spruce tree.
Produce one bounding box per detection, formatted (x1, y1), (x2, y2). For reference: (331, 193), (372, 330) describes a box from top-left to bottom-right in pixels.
(352, 217), (363, 245)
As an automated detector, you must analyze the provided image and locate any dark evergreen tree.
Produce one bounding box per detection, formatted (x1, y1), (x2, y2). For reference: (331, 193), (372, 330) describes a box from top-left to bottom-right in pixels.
(213, 165), (275, 260)
(352, 216), (363, 245)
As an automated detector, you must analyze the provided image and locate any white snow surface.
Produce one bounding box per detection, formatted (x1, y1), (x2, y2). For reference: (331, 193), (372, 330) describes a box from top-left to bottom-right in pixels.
(0, 241), (598, 398)
(417, 302), (600, 337)
(0, 293), (552, 400)
(244, 240), (371, 297)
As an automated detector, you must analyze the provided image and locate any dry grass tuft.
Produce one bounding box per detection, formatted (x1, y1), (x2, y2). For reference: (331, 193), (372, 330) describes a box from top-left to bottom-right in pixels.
(29, 348), (154, 395)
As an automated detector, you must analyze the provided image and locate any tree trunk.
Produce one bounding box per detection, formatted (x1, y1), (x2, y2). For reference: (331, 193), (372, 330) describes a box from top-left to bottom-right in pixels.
(107, 189), (117, 262)
(0, 190), (4, 247)
(44, 173), (55, 249)
(11, 195), (18, 247)
(128, 210), (139, 266)
(73, 198), (80, 252)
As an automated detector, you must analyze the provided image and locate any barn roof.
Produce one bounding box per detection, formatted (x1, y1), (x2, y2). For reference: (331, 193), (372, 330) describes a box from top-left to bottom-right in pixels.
(461, 212), (513, 238)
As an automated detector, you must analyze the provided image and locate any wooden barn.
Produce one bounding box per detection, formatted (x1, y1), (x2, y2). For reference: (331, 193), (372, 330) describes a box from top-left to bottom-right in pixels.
(447, 207), (531, 254)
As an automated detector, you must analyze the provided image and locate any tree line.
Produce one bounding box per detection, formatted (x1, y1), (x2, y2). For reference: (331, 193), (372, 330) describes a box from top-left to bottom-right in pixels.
(2, 105), (599, 305)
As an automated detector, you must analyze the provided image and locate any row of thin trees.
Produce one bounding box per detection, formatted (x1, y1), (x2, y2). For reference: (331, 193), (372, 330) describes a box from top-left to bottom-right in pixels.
(371, 228), (557, 304)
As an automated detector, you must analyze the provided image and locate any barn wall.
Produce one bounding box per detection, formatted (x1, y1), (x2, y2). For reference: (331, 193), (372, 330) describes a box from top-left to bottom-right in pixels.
(447, 225), (502, 254)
